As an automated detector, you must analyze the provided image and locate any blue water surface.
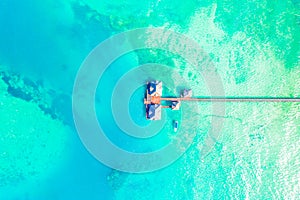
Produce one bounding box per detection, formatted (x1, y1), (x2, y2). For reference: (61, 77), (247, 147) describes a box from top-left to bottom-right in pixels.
(0, 0), (299, 199)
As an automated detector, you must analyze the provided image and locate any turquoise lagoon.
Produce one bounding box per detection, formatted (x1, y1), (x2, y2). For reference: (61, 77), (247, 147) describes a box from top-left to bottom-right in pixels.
(0, 0), (299, 199)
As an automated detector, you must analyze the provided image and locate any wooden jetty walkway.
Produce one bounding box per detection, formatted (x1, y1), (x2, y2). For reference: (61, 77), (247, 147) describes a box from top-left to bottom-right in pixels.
(159, 97), (300, 103)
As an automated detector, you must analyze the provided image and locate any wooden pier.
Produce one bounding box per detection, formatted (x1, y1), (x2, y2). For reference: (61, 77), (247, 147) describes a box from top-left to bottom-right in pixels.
(159, 97), (300, 103)
(145, 96), (300, 105)
(144, 81), (300, 120)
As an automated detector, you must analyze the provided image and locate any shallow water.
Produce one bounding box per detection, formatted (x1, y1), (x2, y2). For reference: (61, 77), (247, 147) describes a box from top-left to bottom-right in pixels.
(0, 0), (299, 199)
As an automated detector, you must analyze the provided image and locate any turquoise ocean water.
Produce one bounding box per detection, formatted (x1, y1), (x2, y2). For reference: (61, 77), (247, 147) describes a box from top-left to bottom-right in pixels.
(0, 0), (299, 199)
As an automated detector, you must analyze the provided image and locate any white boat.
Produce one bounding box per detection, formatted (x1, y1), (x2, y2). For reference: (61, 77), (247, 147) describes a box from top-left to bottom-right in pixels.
(173, 120), (178, 132)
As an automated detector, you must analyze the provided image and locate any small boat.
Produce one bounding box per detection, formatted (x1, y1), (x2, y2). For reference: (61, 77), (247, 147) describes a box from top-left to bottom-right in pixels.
(173, 120), (178, 132)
